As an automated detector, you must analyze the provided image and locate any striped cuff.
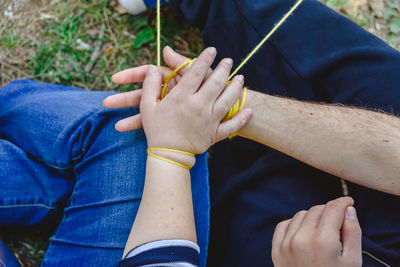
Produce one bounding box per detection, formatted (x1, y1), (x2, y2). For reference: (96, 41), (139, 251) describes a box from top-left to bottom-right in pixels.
(118, 239), (200, 267)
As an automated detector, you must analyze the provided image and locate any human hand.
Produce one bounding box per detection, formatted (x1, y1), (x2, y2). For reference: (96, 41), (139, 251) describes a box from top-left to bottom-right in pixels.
(272, 197), (362, 267)
(139, 47), (252, 154)
(103, 46), (212, 132)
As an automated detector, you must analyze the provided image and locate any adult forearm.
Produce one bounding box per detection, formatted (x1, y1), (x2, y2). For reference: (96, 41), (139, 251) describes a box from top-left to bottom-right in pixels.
(239, 90), (400, 195)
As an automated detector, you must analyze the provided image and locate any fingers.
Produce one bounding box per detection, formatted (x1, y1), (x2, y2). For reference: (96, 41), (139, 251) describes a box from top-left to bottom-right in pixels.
(318, 197), (354, 232)
(213, 75), (244, 119)
(216, 108), (252, 140)
(198, 58), (233, 102)
(272, 199), (362, 267)
(112, 46), (195, 85)
(341, 207), (362, 264)
(272, 220), (290, 261)
(112, 65), (173, 85)
(176, 47), (217, 95)
(297, 205), (325, 232)
(115, 114), (142, 132)
(281, 210), (308, 247)
(164, 46), (213, 78)
(163, 46), (192, 72)
(103, 90), (142, 109)
(142, 66), (162, 106)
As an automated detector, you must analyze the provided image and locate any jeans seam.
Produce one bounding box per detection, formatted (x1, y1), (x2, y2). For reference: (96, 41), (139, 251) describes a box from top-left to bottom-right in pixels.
(0, 203), (56, 210)
(230, 0), (314, 91)
(48, 238), (125, 249)
(64, 196), (141, 213)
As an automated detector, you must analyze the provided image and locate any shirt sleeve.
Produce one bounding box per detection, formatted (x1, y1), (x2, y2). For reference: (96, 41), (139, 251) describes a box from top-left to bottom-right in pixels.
(117, 239), (200, 267)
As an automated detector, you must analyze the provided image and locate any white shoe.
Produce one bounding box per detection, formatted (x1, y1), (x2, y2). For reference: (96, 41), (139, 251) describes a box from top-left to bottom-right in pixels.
(118, 0), (147, 15)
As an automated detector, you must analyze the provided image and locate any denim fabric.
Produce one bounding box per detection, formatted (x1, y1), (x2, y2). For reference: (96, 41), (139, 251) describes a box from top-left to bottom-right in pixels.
(169, 0), (400, 266)
(0, 240), (20, 267)
(0, 79), (209, 267)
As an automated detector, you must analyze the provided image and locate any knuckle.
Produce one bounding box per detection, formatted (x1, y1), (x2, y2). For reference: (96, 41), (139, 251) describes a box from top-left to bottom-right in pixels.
(309, 205), (324, 212)
(191, 68), (204, 79)
(327, 197), (353, 208)
(211, 77), (226, 89)
(308, 205), (325, 214)
(294, 210), (307, 218)
(214, 98), (232, 117)
(349, 223), (362, 237)
(222, 98), (233, 110)
(341, 196), (354, 203)
(291, 234), (308, 252)
(280, 240), (291, 253)
(276, 220), (289, 230)
(325, 200), (340, 211)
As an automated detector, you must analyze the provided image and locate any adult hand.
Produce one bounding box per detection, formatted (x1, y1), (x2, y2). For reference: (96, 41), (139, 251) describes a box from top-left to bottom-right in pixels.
(139, 47), (252, 154)
(272, 197), (362, 267)
(103, 46), (212, 132)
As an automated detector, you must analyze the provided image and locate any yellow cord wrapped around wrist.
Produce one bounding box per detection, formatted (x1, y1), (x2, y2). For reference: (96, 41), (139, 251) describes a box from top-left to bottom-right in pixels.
(147, 148), (195, 170)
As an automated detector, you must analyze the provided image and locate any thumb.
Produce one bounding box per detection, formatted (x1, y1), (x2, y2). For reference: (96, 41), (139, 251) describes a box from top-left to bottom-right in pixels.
(341, 206), (362, 265)
(142, 65), (162, 105)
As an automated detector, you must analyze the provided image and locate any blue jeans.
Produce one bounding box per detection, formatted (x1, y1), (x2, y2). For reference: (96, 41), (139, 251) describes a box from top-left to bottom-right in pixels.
(0, 79), (210, 267)
(169, 0), (400, 266)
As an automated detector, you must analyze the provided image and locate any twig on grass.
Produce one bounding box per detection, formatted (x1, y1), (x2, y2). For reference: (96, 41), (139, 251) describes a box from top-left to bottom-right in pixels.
(85, 24), (105, 73)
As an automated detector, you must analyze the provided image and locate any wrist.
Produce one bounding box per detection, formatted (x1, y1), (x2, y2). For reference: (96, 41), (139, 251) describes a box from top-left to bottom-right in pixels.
(148, 149), (196, 170)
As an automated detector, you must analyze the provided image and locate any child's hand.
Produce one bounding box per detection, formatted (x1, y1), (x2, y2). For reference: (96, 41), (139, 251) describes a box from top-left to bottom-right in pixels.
(272, 197), (362, 267)
(103, 46), (211, 132)
(140, 47), (252, 154)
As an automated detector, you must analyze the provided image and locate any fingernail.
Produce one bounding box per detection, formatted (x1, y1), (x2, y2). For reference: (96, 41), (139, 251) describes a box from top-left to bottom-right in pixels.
(235, 75), (244, 83)
(207, 47), (216, 56)
(223, 58), (233, 65)
(346, 206), (358, 221)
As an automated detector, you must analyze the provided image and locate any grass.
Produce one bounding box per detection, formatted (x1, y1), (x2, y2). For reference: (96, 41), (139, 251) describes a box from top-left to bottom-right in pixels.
(0, 0), (203, 91)
(0, 0), (399, 266)
(323, 0), (400, 49)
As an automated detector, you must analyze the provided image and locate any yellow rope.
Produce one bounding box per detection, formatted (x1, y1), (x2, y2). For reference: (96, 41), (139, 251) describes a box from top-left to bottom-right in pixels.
(161, 58), (196, 99)
(223, 86), (248, 138)
(155, 0), (303, 138)
(147, 148), (195, 170)
(156, 0), (161, 66)
(228, 0), (304, 80)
